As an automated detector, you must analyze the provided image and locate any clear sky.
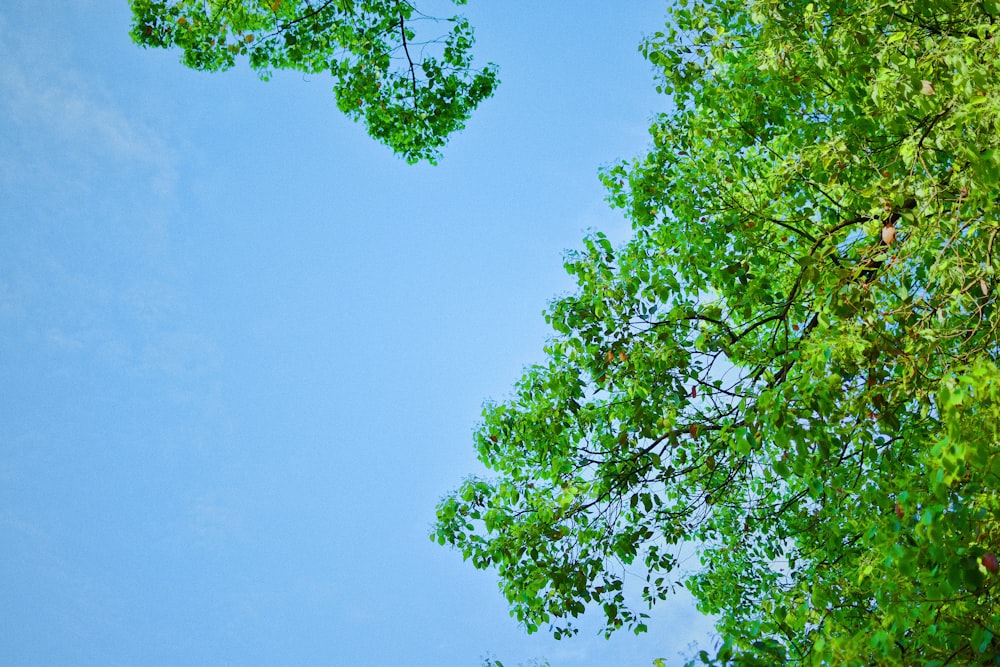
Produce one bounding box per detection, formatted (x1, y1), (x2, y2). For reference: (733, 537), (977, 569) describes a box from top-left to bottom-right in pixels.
(0, 2), (716, 665)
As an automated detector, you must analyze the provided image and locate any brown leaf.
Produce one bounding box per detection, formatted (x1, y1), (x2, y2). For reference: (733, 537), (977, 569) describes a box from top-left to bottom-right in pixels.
(984, 552), (999, 575)
(881, 224), (897, 246)
(920, 79), (935, 95)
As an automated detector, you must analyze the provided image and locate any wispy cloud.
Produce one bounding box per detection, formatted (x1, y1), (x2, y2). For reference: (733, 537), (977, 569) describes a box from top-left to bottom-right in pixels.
(0, 279), (24, 322)
(0, 14), (177, 195)
(0, 10), (202, 371)
(189, 492), (247, 548)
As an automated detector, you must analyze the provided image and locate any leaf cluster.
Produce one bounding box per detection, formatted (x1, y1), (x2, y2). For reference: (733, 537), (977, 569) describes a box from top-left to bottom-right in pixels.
(434, 0), (1000, 663)
(129, 0), (498, 163)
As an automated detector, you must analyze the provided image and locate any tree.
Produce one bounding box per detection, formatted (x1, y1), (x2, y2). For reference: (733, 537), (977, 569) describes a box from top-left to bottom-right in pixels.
(128, 0), (498, 163)
(433, 0), (1000, 664)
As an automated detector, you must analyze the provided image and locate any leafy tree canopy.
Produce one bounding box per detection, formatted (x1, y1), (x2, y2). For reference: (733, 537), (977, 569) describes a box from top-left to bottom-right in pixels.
(129, 0), (498, 163)
(434, 0), (1000, 664)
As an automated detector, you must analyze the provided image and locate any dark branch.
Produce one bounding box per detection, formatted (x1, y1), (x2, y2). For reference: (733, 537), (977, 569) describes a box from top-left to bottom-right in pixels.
(396, 2), (419, 102)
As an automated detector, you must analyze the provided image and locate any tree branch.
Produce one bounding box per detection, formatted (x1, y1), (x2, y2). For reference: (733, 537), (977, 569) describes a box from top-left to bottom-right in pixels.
(396, 1), (419, 102)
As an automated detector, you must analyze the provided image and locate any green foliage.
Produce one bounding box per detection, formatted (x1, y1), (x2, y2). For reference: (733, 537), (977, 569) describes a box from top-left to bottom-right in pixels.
(480, 654), (550, 667)
(435, 0), (1000, 663)
(128, 0), (497, 163)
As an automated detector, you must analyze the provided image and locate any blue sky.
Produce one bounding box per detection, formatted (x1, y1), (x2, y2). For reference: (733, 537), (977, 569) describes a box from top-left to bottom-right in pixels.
(0, 2), (715, 665)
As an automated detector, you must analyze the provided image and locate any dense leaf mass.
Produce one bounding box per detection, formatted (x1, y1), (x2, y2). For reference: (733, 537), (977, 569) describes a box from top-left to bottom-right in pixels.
(435, 0), (1000, 664)
(129, 0), (497, 163)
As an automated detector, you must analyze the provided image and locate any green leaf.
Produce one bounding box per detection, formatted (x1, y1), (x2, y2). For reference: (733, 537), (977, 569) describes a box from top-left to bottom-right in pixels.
(128, 0), (498, 163)
(433, 0), (1000, 660)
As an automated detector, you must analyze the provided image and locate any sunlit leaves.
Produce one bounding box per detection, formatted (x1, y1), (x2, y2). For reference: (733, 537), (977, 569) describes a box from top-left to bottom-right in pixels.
(128, 0), (498, 163)
(434, 0), (1000, 663)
